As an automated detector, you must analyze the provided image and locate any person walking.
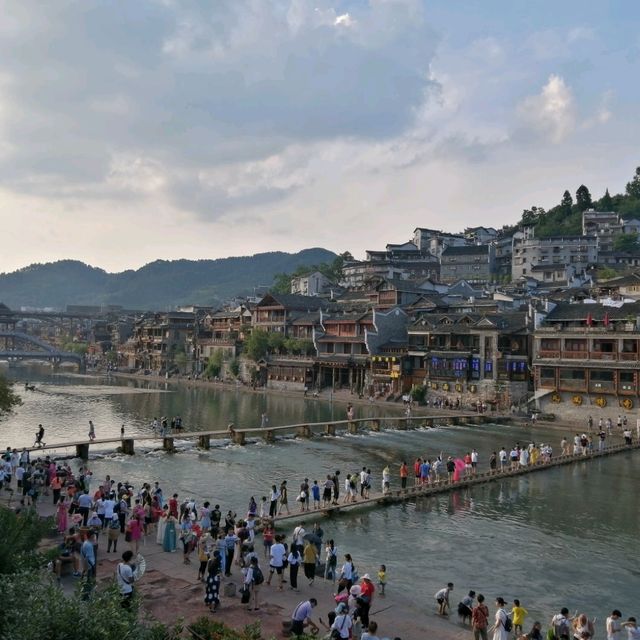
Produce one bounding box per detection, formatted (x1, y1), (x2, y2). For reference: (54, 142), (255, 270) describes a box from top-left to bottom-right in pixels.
(244, 556), (263, 611)
(204, 552), (222, 613)
(302, 540), (317, 585)
(472, 594), (490, 640)
(107, 514), (121, 553)
(324, 540), (338, 583)
(287, 546), (301, 591)
(278, 480), (290, 515)
(491, 597), (509, 640)
(267, 534), (286, 590)
(399, 461), (408, 489)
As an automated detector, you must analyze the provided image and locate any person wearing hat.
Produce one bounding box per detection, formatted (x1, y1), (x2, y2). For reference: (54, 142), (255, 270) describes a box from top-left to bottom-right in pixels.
(331, 602), (353, 639)
(491, 597), (509, 640)
(358, 574), (375, 628)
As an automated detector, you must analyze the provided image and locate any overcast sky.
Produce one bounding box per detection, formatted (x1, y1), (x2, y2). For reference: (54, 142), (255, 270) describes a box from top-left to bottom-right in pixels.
(1, 0), (638, 273)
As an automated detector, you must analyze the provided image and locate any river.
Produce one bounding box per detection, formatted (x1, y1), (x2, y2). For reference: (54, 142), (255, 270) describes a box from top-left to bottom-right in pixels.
(2, 366), (639, 627)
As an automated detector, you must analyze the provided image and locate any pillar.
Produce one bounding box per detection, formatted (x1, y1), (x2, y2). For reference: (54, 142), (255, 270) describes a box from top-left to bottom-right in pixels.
(396, 418), (407, 431)
(75, 443), (89, 460)
(424, 418), (433, 428)
(263, 430), (275, 443)
(121, 438), (135, 455)
(348, 422), (358, 435)
(325, 423), (336, 436)
(233, 431), (246, 446)
(296, 425), (312, 438)
(163, 437), (175, 453)
(369, 419), (381, 432)
(198, 435), (210, 450)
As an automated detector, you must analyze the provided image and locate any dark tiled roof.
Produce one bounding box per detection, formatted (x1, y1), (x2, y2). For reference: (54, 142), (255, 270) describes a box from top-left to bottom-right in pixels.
(441, 245), (489, 257)
(531, 264), (568, 272)
(259, 293), (329, 310)
(545, 301), (640, 321)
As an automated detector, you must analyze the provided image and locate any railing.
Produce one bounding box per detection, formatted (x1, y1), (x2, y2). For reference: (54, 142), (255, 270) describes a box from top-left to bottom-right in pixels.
(537, 350), (560, 358)
(589, 382), (616, 393)
(561, 351), (589, 359)
(557, 379), (587, 391)
(619, 352), (639, 361)
(590, 352), (617, 360)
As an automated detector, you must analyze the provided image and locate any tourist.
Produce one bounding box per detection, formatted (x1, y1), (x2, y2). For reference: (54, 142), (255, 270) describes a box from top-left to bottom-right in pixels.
(381, 466), (390, 494)
(77, 490), (92, 526)
(116, 550), (136, 608)
(399, 461), (408, 489)
(332, 470), (340, 504)
(489, 452), (497, 474)
(291, 598), (319, 637)
(56, 496), (69, 534)
(126, 516), (143, 555)
(623, 427), (632, 445)
(511, 598), (528, 636)
(472, 594), (490, 640)
(259, 496), (269, 522)
(331, 602), (353, 639)
(80, 531), (96, 579)
(311, 480), (321, 509)
(361, 621), (381, 640)
(606, 610), (623, 640)
(358, 573), (375, 628)
(269, 485), (279, 518)
(599, 429), (606, 451)
(107, 513), (121, 553)
(524, 621), (544, 640)
(88, 420), (96, 441)
(197, 536), (209, 581)
(457, 590), (476, 625)
(278, 480), (290, 515)
(323, 476), (333, 508)
(499, 447), (508, 471)
(551, 607), (573, 640)
(435, 582), (453, 616)
(621, 617), (640, 640)
(260, 412), (269, 429)
(299, 478), (309, 512)
(414, 457), (422, 486)
(204, 552), (222, 612)
(303, 540), (318, 585)
(268, 533), (286, 589)
(243, 556), (263, 611)
(491, 597), (509, 640)
(337, 553), (355, 594)
(377, 564), (386, 596)
(471, 449), (479, 475)
(573, 613), (595, 639)
(262, 519), (275, 558)
(561, 437), (569, 456)
(287, 545), (301, 591)
(446, 457), (455, 482)
(34, 424), (45, 448)
(163, 512), (178, 552)
(324, 539), (338, 583)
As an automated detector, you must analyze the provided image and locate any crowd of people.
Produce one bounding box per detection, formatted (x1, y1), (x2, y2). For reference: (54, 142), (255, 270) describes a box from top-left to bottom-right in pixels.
(0, 418), (637, 640)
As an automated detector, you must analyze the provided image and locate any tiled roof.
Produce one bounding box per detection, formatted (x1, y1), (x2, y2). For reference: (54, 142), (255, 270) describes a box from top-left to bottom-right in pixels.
(441, 245), (489, 256)
(545, 301), (640, 321)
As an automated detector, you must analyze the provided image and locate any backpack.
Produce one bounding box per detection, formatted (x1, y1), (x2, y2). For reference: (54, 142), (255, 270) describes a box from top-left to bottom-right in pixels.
(503, 616), (513, 633)
(252, 566), (264, 585)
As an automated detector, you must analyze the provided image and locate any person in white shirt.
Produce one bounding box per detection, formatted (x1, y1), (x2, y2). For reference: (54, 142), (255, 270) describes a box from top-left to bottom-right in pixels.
(268, 535), (286, 589)
(491, 597), (509, 640)
(116, 550), (136, 608)
(471, 449), (479, 475)
(331, 603), (353, 639)
(622, 616), (640, 640)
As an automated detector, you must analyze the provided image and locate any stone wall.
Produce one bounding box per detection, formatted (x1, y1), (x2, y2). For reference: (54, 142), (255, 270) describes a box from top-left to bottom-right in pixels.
(537, 391), (638, 423)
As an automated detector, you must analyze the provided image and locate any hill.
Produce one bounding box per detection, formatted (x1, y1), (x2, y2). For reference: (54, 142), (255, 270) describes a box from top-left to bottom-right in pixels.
(0, 248), (337, 310)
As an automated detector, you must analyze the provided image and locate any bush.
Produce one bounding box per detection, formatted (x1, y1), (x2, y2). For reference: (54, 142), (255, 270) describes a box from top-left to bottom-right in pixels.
(409, 384), (426, 404)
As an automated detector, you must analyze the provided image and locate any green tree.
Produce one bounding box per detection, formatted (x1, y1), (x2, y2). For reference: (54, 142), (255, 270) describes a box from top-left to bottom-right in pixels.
(244, 329), (269, 361)
(228, 358), (240, 378)
(0, 508), (52, 575)
(271, 272), (292, 294)
(63, 341), (89, 356)
(560, 190), (573, 217)
(205, 350), (224, 378)
(173, 349), (188, 373)
(599, 188), (613, 211)
(626, 167), (640, 199)
(597, 266), (618, 281)
(575, 185), (593, 212)
(0, 374), (22, 415)
(267, 332), (285, 354)
(613, 232), (640, 253)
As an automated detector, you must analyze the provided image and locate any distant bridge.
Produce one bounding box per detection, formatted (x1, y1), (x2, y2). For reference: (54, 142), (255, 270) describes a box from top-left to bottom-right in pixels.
(0, 331), (84, 368)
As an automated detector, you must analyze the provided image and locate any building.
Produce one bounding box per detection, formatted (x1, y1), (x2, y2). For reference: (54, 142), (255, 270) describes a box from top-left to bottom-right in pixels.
(252, 293), (328, 335)
(511, 230), (598, 282)
(597, 273), (640, 299)
(533, 301), (640, 417)
(290, 271), (333, 297)
(465, 226), (498, 245)
(412, 228), (468, 258)
(440, 245), (495, 284)
(406, 311), (530, 408)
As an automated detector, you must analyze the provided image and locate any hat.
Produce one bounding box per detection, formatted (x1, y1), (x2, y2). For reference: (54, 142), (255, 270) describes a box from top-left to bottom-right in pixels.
(496, 597), (507, 605)
(362, 573), (371, 581)
(349, 585), (361, 596)
(336, 603), (348, 614)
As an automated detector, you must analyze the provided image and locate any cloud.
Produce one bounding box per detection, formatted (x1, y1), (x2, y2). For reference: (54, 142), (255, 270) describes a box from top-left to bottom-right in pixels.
(517, 74), (576, 143)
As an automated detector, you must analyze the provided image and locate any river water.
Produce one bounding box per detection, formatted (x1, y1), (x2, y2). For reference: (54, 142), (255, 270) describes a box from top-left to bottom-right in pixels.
(2, 366), (639, 627)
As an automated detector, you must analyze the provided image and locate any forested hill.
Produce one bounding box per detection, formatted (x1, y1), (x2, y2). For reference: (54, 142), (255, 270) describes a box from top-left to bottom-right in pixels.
(506, 166), (640, 239)
(0, 248), (337, 310)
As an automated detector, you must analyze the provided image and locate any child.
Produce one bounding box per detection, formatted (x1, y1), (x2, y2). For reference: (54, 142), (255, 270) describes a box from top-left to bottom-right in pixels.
(311, 480), (321, 509)
(435, 582), (453, 616)
(512, 598), (528, 637)
(377, 564), (387, 596)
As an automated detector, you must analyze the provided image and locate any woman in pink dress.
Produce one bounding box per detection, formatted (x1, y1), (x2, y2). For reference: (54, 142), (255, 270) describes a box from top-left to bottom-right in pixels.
(56, 497), (69, 534)
(127, 517), (143, 554)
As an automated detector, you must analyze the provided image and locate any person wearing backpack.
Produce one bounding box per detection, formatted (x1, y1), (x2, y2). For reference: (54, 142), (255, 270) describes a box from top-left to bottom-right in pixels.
(491, 597), (510, 640)
(472, 594), (490, 640)
(244, 556), (263, 611)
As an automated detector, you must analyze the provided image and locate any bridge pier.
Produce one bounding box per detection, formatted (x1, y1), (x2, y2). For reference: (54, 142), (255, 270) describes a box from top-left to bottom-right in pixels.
(369, 419), (381, 432)
(263, 430), (275, 443)
(75, 443), (89, 460)
(348, 422), (358, 435)
(233, 431), (246, 445)
(325, 424), (336, 436)
(197, 435), (211, 450)
(296, 425), (312, 438)
(423, 418), (434, 428)
(396, 419), (407, 430)
(121, 438), (135, 455)
(163, 437), (175, 453)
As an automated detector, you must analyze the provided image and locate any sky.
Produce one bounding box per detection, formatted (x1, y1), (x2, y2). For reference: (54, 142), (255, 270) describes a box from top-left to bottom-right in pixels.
(0, 0), (639, 273)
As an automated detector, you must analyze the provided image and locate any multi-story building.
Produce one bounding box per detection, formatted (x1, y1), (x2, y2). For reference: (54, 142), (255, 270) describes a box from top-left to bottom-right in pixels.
(407, 311), (530, 408)
(290, 271), (333, 297)
(252, 293), (328, 335)
(533, 301), (640, 417)
(412, 228), (468, 258)
(440, 245), (495, 284)
(511, 228), (598, 282)
(465, 226), (498, 245)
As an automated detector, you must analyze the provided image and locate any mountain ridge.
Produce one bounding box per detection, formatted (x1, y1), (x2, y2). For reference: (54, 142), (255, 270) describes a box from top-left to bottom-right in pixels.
(0, 248), (337, 310)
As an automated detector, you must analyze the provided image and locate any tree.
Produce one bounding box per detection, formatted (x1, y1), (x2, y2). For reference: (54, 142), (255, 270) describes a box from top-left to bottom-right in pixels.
(228, 358), (240, 378)
(267, 332), (285, 354)
(0, 374), (21, 415)
(599, 188), (613, 211)
(244, 329), (269, 361)
(626, 167), (640, 200)
(575, 185), (593, 212)
(597, 266), (618, 281)
(560, 190), (573, 217)
(521, 206), (545, 226)
(613, 232), (640, 253)
(271, 272), (292, 294)
(173, 349), (188, 373)
(205, 350), (224, 378)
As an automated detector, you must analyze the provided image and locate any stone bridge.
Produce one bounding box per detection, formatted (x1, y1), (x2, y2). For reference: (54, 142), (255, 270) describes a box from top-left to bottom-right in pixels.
(0, 331), (84, 368)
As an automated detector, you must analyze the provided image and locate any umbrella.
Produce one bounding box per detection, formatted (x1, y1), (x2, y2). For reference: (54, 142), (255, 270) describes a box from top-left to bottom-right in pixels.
(302, 533), (322, 545)
(133, 554), (146, 580)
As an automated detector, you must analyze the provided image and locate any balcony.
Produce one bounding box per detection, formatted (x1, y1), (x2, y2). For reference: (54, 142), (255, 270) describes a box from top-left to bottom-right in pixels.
(619, 352), (639, 361)
(590, 351), (617, 361)
(537, 350), (560, 358)
(557, 379), (587, 391)
(561, 351), (589, 359)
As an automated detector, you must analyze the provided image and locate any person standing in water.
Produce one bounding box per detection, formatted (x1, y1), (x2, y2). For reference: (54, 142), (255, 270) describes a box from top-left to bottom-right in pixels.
(88, 421), (96, 441)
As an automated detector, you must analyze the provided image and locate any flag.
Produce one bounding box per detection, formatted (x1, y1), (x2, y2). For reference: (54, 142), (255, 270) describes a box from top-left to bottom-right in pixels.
(586, 312), (593, 327)
(604, 312), (610, 327)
